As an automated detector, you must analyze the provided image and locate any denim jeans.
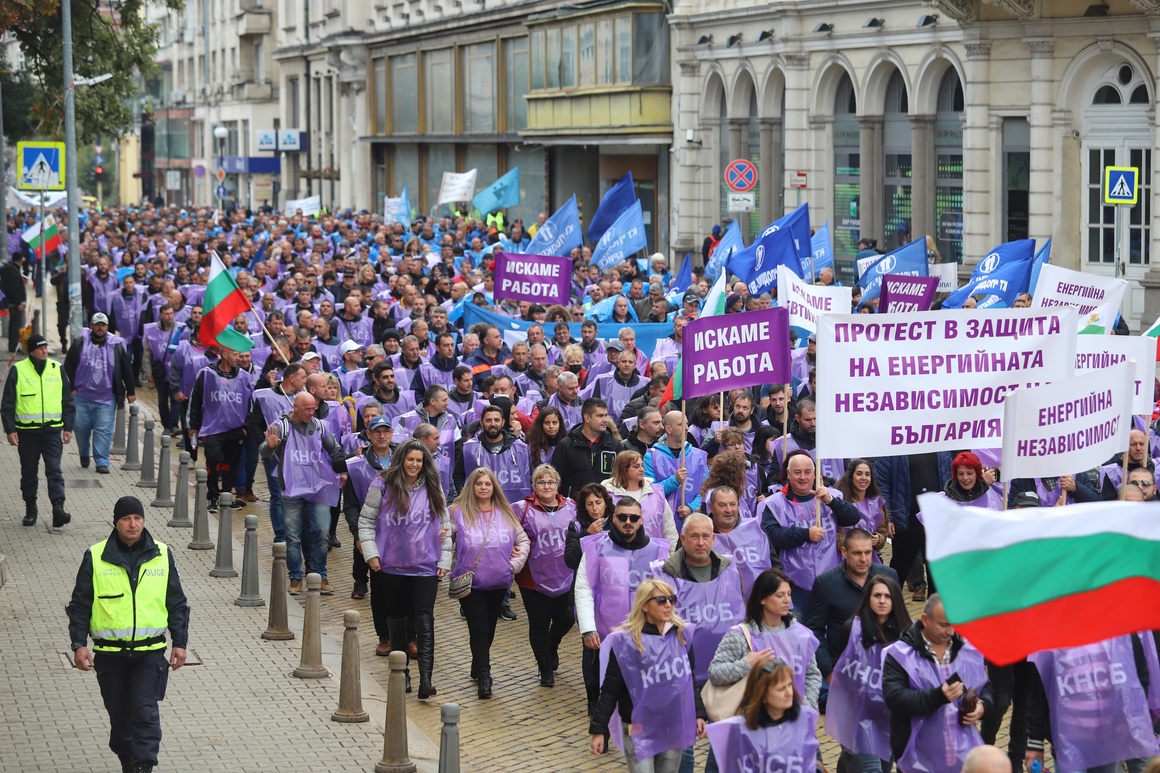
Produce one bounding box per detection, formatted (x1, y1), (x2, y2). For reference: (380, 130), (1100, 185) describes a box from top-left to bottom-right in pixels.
(282, 495), (329, 580)
(263, 456), (285, 542)
(74, 395), (116, 467)
(623, 725), (682, 773)
(859, 752), (890, 773)
(791, 585), (811, 620)
(679, 742), (718, 773)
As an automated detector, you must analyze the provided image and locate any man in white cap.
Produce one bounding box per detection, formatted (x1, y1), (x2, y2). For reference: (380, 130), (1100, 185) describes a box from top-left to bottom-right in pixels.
(64, 313), (136, 474)
(299, 350), (323, 375)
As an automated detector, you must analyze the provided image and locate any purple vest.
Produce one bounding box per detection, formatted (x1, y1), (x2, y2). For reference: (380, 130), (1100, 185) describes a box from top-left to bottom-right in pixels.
(418, 362), (456, 391)
(774, 435), (845, 482)
(74, 329), (124, 404)
(446, 394), (478, 427)
(609, 486), (668, 542)
(746, 622), (820, 698)
(354, 390), (417, 422)
(581, 533), (670, 637)
(602, 627), (698, 759)
(109, 291), (145, 342)
(392, 356), (423, 393)
(546, 394), (583, 431)
(335, 315), (374, 347)
(824, 616), (892, 760)
(515, 498), (576, 598)
(884, 638), (986, 773)
(589, 374), (639, 423)
(88, 270), (119, 313)
(760, 491), (845, 591)
(1099, 460), (1160, 494)
(450, 507), (519, 590)
(315, 341), (342, 371)
(647, 446), (709, 519)
(651, 337), (681, 377)
(742, 462), (761, 518)
(279, 418), (341, 506)
(253, 388), (294, 428)
(176, 344), (211, 397)
(712, 519), (773, 599)
(319, 401), (351, 440)
(1139, 631), (1160, 721)
(463, 439), (531, 505)
(706, 708), (820, 773)
(199, 369), (252, 435)
(143, 323), (179, 379)
(850, 496), (886, 564)
(340, 368), (369, 397)
(1028, 637), (1157, 773)
(653, 560), (745, 683)
(345, 453), (381, 505)
(372, 483), (443, 576)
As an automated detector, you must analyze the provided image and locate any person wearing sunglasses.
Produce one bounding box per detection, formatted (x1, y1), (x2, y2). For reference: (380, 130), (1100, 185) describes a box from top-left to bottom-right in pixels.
(603, 450), (680, 545)
(589, 578), (707, 771)
(705, 657), (819, 773)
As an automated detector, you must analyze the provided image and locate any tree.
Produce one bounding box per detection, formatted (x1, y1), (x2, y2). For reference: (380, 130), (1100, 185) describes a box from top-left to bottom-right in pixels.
(1, 54), (39, 147)
(4, 0), (182, 144)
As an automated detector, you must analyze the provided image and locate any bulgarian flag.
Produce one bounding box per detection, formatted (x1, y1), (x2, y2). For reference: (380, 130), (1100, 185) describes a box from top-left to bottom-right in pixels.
(921, 493), (1160, 666)
(660, 271), (728, 409)
(1144, 313), (1160, 358)
(22, 214), (62, 260)
(201, 252), (254, 352)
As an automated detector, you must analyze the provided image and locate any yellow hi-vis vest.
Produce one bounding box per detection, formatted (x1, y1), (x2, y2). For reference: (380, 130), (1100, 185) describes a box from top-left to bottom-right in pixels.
(13, 357), (64, 430)
(89, 539), (170, 652)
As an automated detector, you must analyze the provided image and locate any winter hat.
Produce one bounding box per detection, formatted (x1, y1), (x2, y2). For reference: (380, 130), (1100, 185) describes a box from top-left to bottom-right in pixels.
(113, 496), (145, 523)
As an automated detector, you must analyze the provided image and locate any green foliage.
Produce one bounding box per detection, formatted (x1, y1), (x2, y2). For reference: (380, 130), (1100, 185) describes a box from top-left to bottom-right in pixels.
(6, 0), (183, 143)
(1, 54), (40, 146)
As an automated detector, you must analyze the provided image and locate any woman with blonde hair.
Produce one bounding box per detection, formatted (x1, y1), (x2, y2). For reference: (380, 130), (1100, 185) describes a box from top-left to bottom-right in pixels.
(589, 578), (707, 771)
(449, 467), (530, 699)
(705, 657), (820, 770)
(603, 450), (679, 546)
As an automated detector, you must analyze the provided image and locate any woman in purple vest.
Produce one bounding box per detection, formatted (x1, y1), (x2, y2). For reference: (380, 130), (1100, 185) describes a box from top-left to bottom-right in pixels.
(514, 464), (577, 688)
(706, 657), (820, 773)
(603, 451), (679, 546)
(689, 396), (721, 448)
(357, 438), (451, 700)
(590, 578), (707, 771)
(834, 460), (892, 564)
(825, 575), (909, 773)
(449, 467), (530, 699)
(527, 407), (566, 469)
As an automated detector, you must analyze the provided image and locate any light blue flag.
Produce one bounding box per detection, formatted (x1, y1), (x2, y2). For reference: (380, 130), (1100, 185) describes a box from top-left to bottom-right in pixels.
(1029, 238), (1052, 295)
(400, 187), (412, 230)
(587, 172), (636, 244)
(472, 168), (520, 215)
(706, 220), (743, 282)
(464, 303), (670, 358)
(966, 239), (1036, 284)
(807, 222), (835, 280)
(524, 195), (583, 256)
(586, 294), (639, 323)
(943, 257), (1033, 309)
(856, 238), (929, 304)
(729, 204), (811, 296)
(665, 253), (693, 305)
(591, 200), (647, 271)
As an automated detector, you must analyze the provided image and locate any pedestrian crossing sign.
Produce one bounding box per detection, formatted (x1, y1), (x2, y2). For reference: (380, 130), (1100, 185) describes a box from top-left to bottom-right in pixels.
(1104, 165), (1139, 206)
(16, 141), (66, 191)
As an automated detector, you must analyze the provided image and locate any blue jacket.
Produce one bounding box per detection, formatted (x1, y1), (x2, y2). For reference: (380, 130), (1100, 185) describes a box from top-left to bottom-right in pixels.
(874, 453), (953, 531)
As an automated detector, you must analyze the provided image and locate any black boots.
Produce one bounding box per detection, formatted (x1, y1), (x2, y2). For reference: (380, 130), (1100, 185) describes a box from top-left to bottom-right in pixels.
(414, 613), (436, 700)
(477, 669), (493, 699)
(22, 502), (36, 526)
(538, 660), (555, 687)
(387, 617), (411, 693)
(52, 500), (71, 528)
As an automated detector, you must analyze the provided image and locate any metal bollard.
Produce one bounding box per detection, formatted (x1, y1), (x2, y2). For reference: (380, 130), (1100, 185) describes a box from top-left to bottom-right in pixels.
(122, 404), (142, 471)
(331, 610), (369, 723)
(235, 514), (264, 607)
(151, 435), (174, 507)
(437, 703), (461, 773)
(210, 492), (238, 578)
(136, 420), (156, 487)
(111, 406), (127, 455)
(375, 651), (417, 773)
(293, 573), (327, 679)
(168, 452), (192, 527)
(262, 542), (294, 641)
(188, 469), (214, 550)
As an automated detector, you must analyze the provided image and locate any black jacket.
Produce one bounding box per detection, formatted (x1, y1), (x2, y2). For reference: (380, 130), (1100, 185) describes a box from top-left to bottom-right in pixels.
(589, 621), (707, 735)
(1, 357), (75, 433)
(66, 528), (190, 650)
(882, 620), (994, 762)
(1100, 452), (1156, 500)
(342, 445), (389, 536)
(0, 259), (27, 307)
(804, 562), (899, 676)
(618, 430), (652, 457)
(453, 429), (516, 491)
(63, 333), (136, 407)
(564, 499), (617, 573)
(552, 423), (620, 499)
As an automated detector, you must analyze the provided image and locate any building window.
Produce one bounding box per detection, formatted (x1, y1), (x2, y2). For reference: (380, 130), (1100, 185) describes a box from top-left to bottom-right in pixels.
(546, 28), (561, 89)
(561, 26), (577, 88)
(391, 54), (417, 134)
(882, 71), (912, 251)
(597, 19), (613, 85)
(935, 69), (964, 264)
(530, 31), (545, 91)
(425, 49), (454, 134)
(463, 43), (496, 134)
(425, 144), (456, 215)
(288, 76), (299, 125)
(504, 37), (529, 132)
(833, 73), (860, 261)
(579, 23), (596, 88)
(391, 144), (419, 199)
(615, 16), (631, 84)
(1002, 118), (1030, 243)
(1129, 147), (1152, 265)
(631, 13), (668, 86)
(1087, 147), (1116, 264)
(373, 58), (387, 134)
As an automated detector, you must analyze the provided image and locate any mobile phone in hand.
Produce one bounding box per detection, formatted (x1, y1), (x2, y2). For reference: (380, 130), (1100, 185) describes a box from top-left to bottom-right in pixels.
(946, 672), (962, 685)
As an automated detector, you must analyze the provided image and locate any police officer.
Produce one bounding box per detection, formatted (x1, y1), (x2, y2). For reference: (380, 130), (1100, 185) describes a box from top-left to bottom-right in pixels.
(66, 495), (190, 773)
(1, 334), (74, 527)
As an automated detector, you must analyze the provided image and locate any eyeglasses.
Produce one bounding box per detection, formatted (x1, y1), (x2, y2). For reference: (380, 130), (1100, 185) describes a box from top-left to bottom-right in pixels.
(614, 513), (642, 523)
(534, 480), (558, 487)
(760, 658), (789, 673)
(649, 595), (678, 606)
(722, 442), (744, 449)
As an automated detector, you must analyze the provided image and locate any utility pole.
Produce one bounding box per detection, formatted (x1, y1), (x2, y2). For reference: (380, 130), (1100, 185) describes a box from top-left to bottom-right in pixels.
(0, 57), (9, 265)
(63, 0), (83, 336)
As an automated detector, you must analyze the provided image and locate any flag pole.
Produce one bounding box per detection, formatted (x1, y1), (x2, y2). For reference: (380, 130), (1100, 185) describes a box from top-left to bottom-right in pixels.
(781, 384), (790, 465)
(815, 462), (823, 527)
(1002, 481), (1009, 512)
(213, 250), (290, 366)
(679, 400), (688, 511)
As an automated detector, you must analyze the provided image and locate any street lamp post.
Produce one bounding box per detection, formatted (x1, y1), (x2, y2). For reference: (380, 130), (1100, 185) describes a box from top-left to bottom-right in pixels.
(213, 125), (229, 212)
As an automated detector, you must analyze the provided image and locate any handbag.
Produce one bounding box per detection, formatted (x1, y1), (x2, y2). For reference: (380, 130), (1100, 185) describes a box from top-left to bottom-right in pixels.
(700, 623), (754, 721)
(447, 511), (494, 600)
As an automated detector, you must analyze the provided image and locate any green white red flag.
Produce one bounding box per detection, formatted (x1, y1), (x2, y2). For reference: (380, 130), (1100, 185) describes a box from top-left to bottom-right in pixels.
(22, 215), (62, 260)
(200, 252), (254, 352)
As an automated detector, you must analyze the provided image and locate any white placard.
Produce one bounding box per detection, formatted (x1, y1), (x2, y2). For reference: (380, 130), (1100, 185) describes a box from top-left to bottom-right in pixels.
(778, 264), (852, 340)
(930, 262), (959, 292)
(816, 309), (1080, 458)
(1074, 335), (1156, 415)
(1000, 362), (1133, 481)
(1032, 263), (1128, 335)
(727, 191), (755, 212)
(437, 169), (478, 205)
(285, 194), (321, 216)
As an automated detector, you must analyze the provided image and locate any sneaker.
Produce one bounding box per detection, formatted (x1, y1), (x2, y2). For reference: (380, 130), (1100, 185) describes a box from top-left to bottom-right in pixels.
(96, 466), (110, 474)
(499, 605), (517, 622)
(912, 587), (927, 603)
(319, 579), (335, 595)
(288, 578), (303, 595)
(80, 456), (90, 469)
(230, 498), (245, 510)
(351, 581), (367, 600)
(208, 499), (219, 513)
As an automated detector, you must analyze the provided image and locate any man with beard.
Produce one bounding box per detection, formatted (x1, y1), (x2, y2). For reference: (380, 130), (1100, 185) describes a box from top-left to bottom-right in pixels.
(772, 397), (844, 482)
(456, 403), (531, 506)
(356, 361), (417, 424)
(64, 313), (137, 474)
(416, 332), (460, 392)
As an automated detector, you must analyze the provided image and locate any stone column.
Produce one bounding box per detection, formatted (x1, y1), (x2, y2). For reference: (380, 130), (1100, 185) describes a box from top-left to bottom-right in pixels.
(350, 82), (371, 212)
(962, 40), (993, 266)
(1027, 38), (1056, 243)
(782, 54), (811, 221)
(910, 115), (936, 244)
(731, 118), (750, 234)
(760, 118), (783, 224)
(859, 116), (884, 246)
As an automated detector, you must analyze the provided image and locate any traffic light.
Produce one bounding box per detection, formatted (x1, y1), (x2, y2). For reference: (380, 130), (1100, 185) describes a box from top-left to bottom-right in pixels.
(94, 165), (105, 182)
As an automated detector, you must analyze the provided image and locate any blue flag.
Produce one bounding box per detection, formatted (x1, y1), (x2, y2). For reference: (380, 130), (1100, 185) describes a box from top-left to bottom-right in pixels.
(730, 204), (811, 296)
(472, 167), (520, 215)
(1029, 238), (1052, 295)
(587, 172), (636, 244)
(252, 238), (266, 267)
(591, 200), (648, 271)
(524, 195), (583, 257)
(464, 303), (670, 359)
(943, 257), (1033, 309)
(666, 253), (693, 305)
(966, 239), (1036, 283)
(706, 220), (743, 282)
(808, 222), (835, 280)
(856, 238), (929, 303)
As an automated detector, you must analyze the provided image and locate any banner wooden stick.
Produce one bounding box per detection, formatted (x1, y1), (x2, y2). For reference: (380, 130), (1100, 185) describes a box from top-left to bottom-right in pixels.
(781, 384), (790, 465)
(815, 465), (823, 527)
(1002, 481), (1009, 512)
(679, 400), (688, 510)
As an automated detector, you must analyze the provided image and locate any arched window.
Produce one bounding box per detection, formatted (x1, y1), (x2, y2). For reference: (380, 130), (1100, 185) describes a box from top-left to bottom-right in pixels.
(883, 71), (911, 252)
(832, 72), (861, 260)
(935, 68), (964, 263)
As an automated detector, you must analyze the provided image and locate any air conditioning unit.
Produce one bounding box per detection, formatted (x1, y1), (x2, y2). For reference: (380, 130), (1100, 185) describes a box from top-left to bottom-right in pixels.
(170, 90), (187, 104)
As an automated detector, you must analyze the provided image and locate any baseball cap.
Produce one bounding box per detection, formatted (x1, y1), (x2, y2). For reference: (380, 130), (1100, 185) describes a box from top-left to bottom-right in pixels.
(91, 312), (109, 325)
(606, 340), (625, 352)
(300, 351), (321, 362)
(1012, 491), (1041, 509)
(26, 335), (48, 350)
(368, 415), (393, 431)
(340, 340), (364, 355)
(682, 290), (699, 305)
